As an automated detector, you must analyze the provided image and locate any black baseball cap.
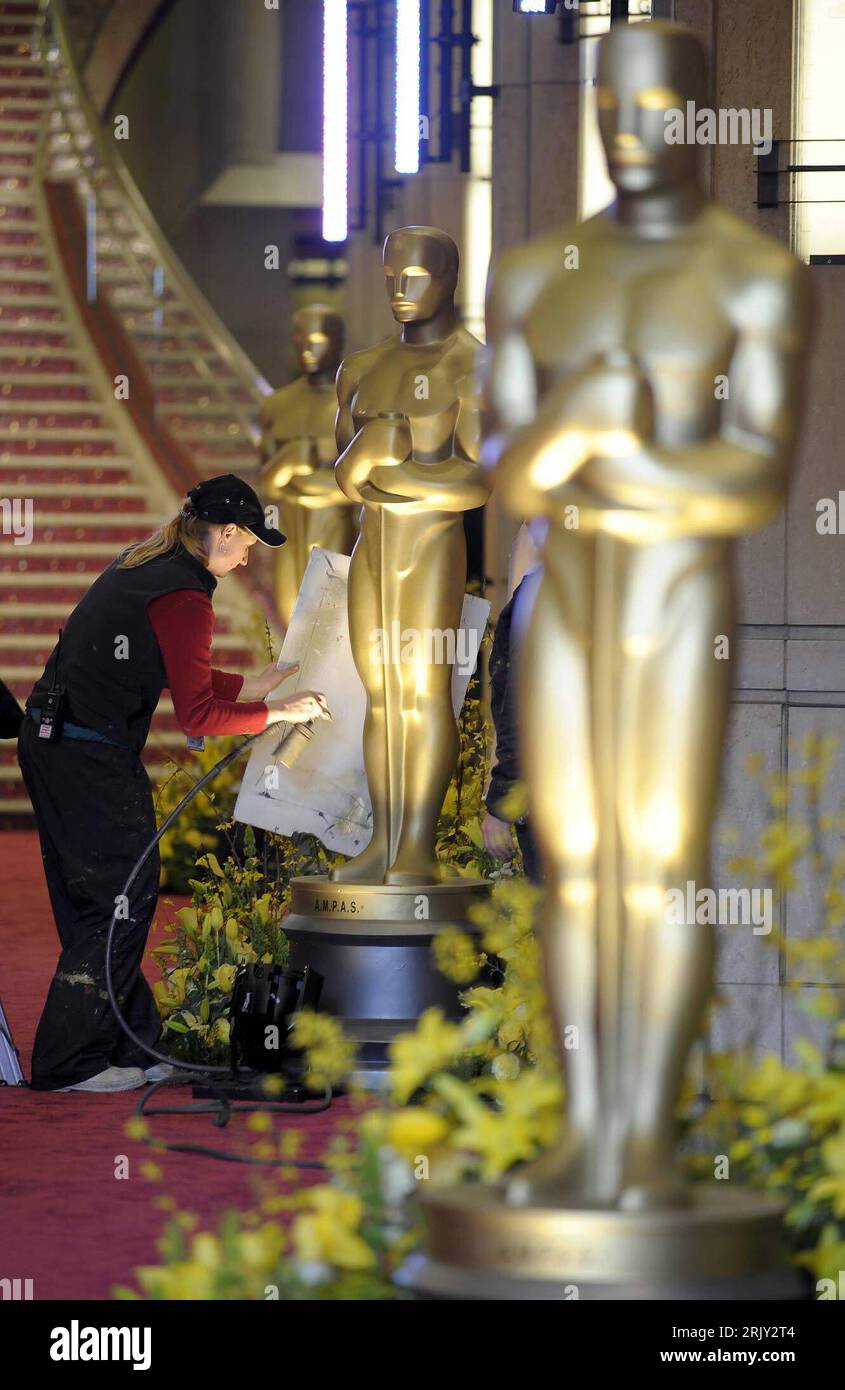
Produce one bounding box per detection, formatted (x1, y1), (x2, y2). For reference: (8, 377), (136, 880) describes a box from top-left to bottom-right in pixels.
(185, 474), (286, 547)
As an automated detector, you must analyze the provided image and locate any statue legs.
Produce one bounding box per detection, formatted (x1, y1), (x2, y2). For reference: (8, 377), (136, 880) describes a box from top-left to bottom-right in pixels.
(331, 507), (466, 886)
(509, 530), (733, 1210)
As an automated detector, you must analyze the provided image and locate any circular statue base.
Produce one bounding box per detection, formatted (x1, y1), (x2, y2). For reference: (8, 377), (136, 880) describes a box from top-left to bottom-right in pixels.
(397, 1184), (804, 1300)
(284, 875), (491, 1086)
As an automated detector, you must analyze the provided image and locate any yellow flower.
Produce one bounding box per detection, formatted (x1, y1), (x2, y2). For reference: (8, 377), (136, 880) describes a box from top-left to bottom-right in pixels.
(291, 1186), (375, 1271)
(492, 1053), (521, 1081)
(385, 1108), (450, 1161)
(432, 1074), (538, 1180)
(432, 927), (481, 984)
(290, 1010), (357, 1089)
(389, 1008), (464, 1103)
(135, 1262), (216, 1300)
(235, 1224), (284, 1271)
(190, 1233), (222, 1269)
(497, 1016), (525, 1051)
(213, 964), (237, 994)
(809, 1127), (845, 1218)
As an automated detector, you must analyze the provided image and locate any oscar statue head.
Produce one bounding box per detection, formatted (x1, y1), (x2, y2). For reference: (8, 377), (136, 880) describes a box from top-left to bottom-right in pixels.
(597, 21), (708, 199)
(292, 304), (344, 378)
(383, 226), (459, 326)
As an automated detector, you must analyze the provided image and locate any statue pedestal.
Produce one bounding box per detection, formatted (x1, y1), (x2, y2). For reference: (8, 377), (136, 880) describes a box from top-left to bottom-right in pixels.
(397, 1184), (804, 1300)
(284, 875), (491, 1087)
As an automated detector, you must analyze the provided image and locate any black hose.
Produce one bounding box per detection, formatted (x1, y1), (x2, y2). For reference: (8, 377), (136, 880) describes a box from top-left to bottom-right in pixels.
(104, 728), (270, 1075)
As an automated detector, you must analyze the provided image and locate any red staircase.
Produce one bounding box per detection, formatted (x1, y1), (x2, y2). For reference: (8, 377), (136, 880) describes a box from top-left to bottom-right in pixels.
(0, 1), (276, 823)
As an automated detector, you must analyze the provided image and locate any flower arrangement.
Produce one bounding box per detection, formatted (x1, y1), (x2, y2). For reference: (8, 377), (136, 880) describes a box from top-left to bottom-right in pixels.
(132, 717), (844, 1300)
(154, 825), (340, 1063)
(151, 684), (514, 1062)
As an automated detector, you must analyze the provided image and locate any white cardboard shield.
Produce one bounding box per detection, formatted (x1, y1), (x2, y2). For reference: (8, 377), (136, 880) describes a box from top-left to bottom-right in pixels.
(234, 548), (490, 856)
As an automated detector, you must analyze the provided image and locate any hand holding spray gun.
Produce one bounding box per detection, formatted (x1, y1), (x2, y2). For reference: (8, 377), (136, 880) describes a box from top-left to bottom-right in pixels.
(263, 661), (332, 764)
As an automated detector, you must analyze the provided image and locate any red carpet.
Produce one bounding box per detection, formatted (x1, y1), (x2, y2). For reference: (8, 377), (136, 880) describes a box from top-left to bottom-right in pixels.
(0, 831), (354, 1300)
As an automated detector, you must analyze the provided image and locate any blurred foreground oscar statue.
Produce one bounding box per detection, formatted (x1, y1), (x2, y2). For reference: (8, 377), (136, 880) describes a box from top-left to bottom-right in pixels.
(283, 229), (491, 1077)
(259, 305), (356, 626)
(411, 22), (813, 1298)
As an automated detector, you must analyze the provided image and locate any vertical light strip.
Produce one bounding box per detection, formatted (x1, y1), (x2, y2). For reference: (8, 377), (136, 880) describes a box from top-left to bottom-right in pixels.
(322, 0), (348, 243)
(463, 0), (493, 341)
(793, 0), (845, 258)
(395, 0), (422, 174)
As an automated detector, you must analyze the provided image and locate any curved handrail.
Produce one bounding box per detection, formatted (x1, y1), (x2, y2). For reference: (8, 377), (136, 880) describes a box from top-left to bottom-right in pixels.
(42, 0), (272, 400)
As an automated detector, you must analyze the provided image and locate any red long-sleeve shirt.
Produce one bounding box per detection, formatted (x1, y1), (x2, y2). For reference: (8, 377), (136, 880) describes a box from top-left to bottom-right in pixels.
(148, 589), (269, 737)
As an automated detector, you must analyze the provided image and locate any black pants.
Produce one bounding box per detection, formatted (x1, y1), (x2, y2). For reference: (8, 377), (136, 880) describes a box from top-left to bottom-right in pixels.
(18, 719), (162, 1089)
(516, 821), (541, 884)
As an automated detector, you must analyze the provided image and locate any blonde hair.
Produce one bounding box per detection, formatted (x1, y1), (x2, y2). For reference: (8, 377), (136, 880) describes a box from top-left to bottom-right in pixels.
(117, 509), (214, 569)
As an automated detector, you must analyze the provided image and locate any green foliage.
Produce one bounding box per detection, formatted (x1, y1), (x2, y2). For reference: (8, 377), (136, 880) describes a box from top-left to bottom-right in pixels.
(154, 824), (343, 1063)
(154, 740), (243, 894)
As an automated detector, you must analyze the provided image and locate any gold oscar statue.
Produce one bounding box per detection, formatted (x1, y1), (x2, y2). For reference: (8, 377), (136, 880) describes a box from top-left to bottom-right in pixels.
(283, 229), (491, 1074)
(330, 225), (490, 885)
(411, 22), (813, 1297)
(259, 304), (357, 626)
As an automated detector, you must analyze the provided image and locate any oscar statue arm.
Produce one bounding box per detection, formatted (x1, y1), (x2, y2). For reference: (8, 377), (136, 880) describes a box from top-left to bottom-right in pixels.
(581, 260), (814, 536)
(336, 416), (412, 504)
(260, 436), (318, 492)
(367, 375), (491, 512)
(288, 465), (351, 507)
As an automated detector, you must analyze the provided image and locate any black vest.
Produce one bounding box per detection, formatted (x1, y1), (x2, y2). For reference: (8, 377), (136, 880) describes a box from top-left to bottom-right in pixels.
(27, 544), (217, 753)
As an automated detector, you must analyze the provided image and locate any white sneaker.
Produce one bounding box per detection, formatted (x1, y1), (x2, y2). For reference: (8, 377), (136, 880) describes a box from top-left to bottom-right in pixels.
(59, 1066), (147, 1093)
(144, 1062), (180, 1084)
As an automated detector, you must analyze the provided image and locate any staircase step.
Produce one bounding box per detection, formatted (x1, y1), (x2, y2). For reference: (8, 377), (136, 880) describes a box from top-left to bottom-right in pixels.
(0, 353), (82, 369)
(0, 295), (60, 310)
(0, 575), (106, 597)
(0, 381), (91, 397)
(0, 85), (45, 100)
(18, 523), (153, 545)
(0, 122), (36, 138)
(0, 233), (39, 249)
(0, 265), (50, 282)
(0, 107), (43, 124)
(24, 511), (157, 531)
(0, 153), (34, 172)
(0, 250), (44, 266)
(0, 480), (145, 498)
(0, 402), (106, 418)
(0, 429), (116, 444)
(0, 631), (248, 660)
(2, 538), (141, 557)
(0, 405), (104, 419)
(0, 258), (47, 274)
(0, 601), (237, 629)
(0, 324), (67, 341)
(0, 302), (63, 318)
(158, 401), (246, 418)
(0, 461), (133, 483)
